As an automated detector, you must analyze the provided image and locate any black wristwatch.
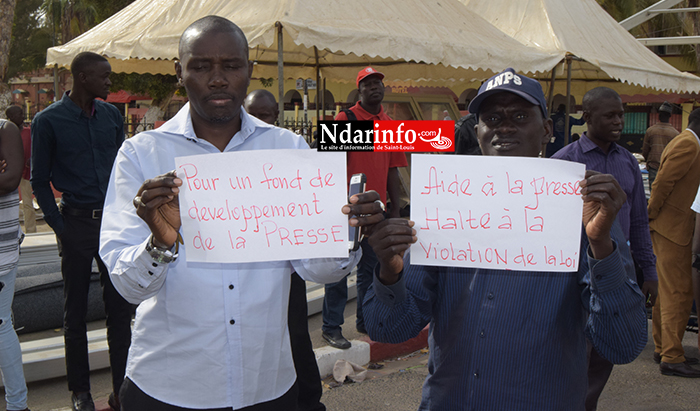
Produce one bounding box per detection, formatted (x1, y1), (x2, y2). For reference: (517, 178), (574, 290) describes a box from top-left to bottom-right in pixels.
(692, 254), (700, 271)
(146, 235), (179, 264)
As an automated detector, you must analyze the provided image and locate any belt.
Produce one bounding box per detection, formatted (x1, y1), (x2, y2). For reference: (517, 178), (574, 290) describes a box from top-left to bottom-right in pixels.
(60, 204), (103, 219)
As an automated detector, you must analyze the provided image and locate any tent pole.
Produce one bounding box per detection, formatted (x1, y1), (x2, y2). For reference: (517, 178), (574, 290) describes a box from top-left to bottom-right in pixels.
(542, 64), (559, 156)
(315, 47), (320, 133)
(546, 62), (559, 115)
(322, 78), (326, 121)
(564, 55), (572, 146)
(276, 22), (284, 127)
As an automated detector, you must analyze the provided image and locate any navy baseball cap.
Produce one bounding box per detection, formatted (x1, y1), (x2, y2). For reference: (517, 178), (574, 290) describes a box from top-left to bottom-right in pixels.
(468, 68), (548, 118)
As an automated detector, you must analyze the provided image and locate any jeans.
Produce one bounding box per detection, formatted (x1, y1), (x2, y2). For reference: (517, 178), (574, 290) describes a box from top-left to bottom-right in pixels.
(0, 267), (28, 410)
(322, 238), (378, 333)
(19, 179), (36, 233)
(61, 212), (134, 395)
(647, 166), (658, 194)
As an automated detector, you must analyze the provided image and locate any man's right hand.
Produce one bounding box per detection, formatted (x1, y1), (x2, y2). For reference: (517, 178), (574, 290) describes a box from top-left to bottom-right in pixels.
(368, 218), (417, 285)
(134, 170), (182, 248)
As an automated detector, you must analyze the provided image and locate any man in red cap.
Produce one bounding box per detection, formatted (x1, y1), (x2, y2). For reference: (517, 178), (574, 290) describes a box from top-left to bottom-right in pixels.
(321, 67), (408, 349)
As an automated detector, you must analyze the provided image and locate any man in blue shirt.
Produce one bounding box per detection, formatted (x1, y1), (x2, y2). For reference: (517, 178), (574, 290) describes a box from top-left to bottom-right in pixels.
(546, 103), (586, 157)
(31, 52), (133, 411)
(552, 87), (660, 409)
(362, 68), (647, 410)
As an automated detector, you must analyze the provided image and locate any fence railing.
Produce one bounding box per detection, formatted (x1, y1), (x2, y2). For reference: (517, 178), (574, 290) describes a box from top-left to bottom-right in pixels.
(280, 119), (316, 144)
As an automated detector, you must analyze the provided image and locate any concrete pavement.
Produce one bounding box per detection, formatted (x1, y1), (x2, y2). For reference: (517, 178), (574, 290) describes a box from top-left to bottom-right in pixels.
(13, 312), (700, 410)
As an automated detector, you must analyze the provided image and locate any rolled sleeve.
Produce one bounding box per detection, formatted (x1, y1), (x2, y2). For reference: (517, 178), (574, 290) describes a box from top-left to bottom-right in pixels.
(370, 266), (406, 309)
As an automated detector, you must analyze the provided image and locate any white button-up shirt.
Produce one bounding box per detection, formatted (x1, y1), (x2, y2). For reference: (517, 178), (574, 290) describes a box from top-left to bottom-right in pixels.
(100, 104), (359, 409)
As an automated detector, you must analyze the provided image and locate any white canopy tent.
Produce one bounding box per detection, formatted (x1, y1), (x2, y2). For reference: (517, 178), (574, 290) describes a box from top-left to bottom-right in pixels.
(462, 0), (700, 93)
(45, 0), (563, 124)
(462, 0), (700, 143)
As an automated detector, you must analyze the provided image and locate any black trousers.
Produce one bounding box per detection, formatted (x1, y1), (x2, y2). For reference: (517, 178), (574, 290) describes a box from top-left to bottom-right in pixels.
(289, 273), (325, 411)
(120, 377), (298, 411)
(60, 212), (133, 394)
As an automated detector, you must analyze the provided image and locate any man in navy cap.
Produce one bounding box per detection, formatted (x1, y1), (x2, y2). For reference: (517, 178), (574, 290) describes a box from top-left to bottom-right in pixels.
(361, 68), (647, 410)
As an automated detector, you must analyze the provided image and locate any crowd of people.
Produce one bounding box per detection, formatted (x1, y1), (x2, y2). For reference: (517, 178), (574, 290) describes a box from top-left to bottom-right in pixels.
(1, 13), (700, 411)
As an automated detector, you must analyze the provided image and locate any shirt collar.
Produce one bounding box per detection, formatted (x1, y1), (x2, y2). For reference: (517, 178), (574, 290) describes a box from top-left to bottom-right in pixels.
(62, 91), (98, 119)
(686, 128), (700, 146)
(580, 132), (620, 154)
(352, 101), (386, 119)
(159, 103), (274, 145)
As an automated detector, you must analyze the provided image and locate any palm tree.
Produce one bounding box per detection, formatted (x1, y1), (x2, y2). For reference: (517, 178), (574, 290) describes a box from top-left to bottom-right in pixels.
(41, 0), (97, 45)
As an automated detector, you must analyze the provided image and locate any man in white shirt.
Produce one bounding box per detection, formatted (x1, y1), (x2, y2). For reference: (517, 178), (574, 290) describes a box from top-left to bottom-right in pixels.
(99, 16), (383, 410)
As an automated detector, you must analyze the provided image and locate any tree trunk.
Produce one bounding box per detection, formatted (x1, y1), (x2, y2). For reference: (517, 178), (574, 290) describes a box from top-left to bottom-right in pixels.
(0, 0), (17, 87)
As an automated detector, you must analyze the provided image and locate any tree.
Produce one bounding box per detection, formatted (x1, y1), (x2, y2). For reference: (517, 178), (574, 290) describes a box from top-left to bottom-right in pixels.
(598, 0), (698, 72)
(0, 0), (17, 87)
(41, 0), (98, 45)
(7, 0), (52, 79)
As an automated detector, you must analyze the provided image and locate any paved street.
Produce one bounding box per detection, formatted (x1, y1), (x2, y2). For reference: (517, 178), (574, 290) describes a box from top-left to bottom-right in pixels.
(13, 306), (700, 411)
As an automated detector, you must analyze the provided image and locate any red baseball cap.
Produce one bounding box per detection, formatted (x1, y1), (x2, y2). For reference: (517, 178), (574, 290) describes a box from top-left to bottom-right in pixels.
(356, 67), (385, 88)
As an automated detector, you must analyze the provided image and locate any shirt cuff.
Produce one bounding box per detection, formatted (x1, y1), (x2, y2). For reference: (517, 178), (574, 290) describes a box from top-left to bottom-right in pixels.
(131, 239), (170, 289)
(641, 266), (658, 282)
(587, 241), (628, 294)
(371, 264), (406, 308)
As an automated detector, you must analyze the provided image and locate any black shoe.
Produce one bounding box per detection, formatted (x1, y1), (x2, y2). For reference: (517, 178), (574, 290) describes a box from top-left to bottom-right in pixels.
(108, 392), (120, 411)
(660, 361), (700, 378)
(71, 392), (95, 411)
(322, 329), (351, 349)
(653, 352), (699, 365)
(356, 325), (368, 334)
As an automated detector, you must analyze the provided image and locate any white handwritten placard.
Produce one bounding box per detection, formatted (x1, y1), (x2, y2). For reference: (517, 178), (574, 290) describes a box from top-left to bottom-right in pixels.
(410, 155), (586, 272)
(175, 150), (348, 263)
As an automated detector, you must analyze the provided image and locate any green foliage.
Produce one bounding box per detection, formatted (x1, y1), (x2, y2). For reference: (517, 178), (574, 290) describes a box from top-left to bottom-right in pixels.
(109, 72), (180, 103)
(7, 0), (52, 78)
(259, 77), (274, 88)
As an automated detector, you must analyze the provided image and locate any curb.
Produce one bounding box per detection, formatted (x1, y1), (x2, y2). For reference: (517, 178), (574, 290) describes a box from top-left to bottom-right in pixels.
(315, 325), (430, 378)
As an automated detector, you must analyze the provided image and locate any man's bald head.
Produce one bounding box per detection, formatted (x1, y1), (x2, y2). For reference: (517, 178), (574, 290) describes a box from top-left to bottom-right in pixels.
(244, 90), (279, 124)
(179, 16), (248, 60)
(5, 105), (24, 129)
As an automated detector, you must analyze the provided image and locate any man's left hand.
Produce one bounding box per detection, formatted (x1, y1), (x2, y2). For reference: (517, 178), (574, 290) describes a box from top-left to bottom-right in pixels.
(579, 170), (626, 259)
(642, 280), (658, 307)
(342, 190), (385, 237)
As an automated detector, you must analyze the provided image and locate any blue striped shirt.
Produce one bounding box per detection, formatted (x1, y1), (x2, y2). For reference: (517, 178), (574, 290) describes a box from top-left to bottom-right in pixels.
(552, 133), (657, 282)
(364, 226), (647, 411)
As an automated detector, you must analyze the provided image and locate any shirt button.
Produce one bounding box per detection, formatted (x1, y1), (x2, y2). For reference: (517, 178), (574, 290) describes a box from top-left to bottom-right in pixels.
(596, 275), (602, 280)
(152, 262), (158, 267)
(479, 330), (485, 338)
(487, 292), (494, 300)
(229, 284), (234, 290)
(473, 370), (479, 378)
(229, 319), (235, 325)
(148, 271), (154, 276)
